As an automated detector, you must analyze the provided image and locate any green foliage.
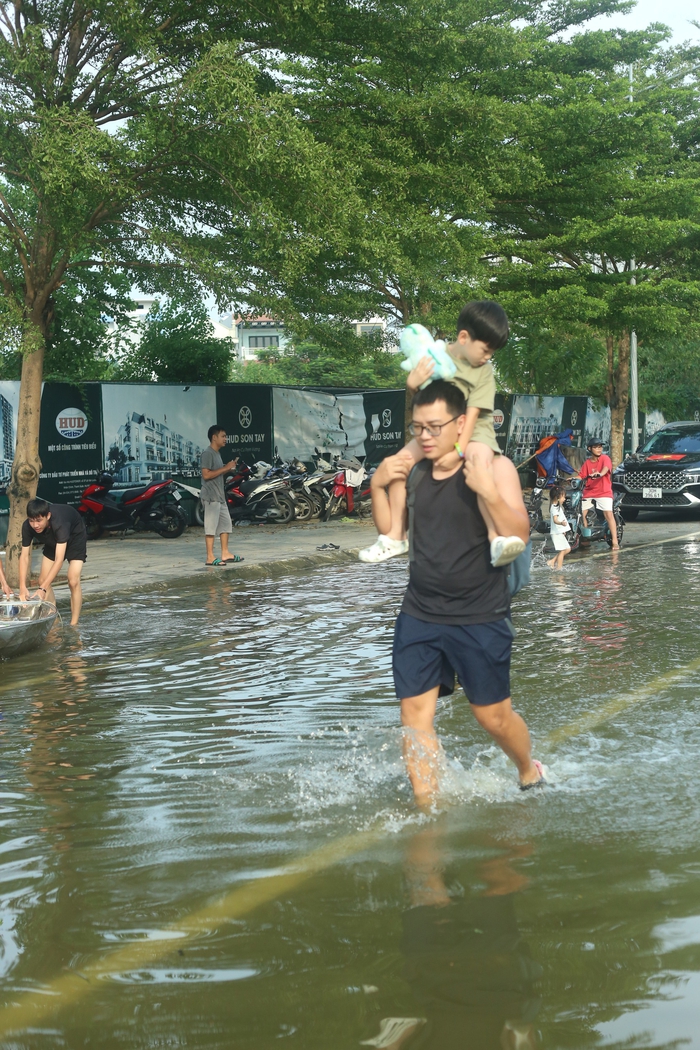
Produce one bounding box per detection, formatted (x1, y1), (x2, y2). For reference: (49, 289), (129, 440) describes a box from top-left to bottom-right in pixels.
(115, 301), (233, 384)
(231, 342), (406, 389)
(638, 338), (700, 421)
(0, 1), (358, 352)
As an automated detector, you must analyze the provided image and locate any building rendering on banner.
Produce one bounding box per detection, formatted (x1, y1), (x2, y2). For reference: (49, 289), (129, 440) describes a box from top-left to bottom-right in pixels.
(109, 411), (204, 483)
(509, 413), (563, 461)
(0, 392), (14, 479)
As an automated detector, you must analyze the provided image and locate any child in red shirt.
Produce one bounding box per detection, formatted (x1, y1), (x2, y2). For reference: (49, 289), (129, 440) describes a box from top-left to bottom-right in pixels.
(578, 440), (619, 549)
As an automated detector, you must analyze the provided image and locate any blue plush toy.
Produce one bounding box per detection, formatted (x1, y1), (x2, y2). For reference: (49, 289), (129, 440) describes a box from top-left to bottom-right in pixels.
(399, 323), (457, 389)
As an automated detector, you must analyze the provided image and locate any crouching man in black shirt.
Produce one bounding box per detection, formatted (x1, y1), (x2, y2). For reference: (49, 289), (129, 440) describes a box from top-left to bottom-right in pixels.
(19, 499), (88, 625)
(377, 381), (544, 805)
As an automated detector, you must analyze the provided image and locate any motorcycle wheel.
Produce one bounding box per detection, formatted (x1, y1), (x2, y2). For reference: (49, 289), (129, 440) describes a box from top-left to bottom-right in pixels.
(82, 510), (103, 541)
(568, 532), (581, 552)
(155, 505), (188, 538)
(306, 491), (325, 519)
(323, 494), (343, 521)
(195, 499), (205, 527)
(265, 493), (295, 524)
(292, 492), (314, 522)
(621, 507), (639, 522)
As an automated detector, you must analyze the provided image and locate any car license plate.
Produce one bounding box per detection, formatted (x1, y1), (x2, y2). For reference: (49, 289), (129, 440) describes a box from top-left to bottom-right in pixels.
(643, 487), (662, 499)
(172, 490), (181, 501)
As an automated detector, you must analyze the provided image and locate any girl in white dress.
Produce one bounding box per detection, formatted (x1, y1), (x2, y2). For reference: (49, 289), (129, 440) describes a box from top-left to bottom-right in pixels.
(547, 484), (571, 570)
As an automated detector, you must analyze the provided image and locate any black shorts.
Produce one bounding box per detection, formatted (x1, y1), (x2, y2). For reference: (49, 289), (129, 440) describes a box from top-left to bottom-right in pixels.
(392, 612), (513, 706)
(43, 536), (87, 564)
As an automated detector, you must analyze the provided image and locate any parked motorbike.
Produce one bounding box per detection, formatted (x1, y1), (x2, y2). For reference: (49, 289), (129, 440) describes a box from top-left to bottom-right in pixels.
(527, 476), (548, 535)
(323, 457), (368, 520)
(78, 471), (187, 540)
(222, 462), (296, 524)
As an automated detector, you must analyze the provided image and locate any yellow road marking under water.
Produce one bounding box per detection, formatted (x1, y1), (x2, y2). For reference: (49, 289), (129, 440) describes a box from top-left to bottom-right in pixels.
(544, 655), (700, 745)
(2, 528), (700, 1031)
(583, 528), (700, 559)
(0, 827), (381, 1036)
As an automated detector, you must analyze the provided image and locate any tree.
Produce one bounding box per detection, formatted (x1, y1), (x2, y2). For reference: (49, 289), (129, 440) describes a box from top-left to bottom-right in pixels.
(115, 301), (233, 383)
(0, 0), (353, 582)
(232, 340), (406, 388)
(253, 0), (640, 340)
(491, 37), (700, 462)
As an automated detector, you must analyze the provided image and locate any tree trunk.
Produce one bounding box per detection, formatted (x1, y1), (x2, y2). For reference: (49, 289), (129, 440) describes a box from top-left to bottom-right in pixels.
(604, 331), (630, 468)
(5, 326), (46, 587)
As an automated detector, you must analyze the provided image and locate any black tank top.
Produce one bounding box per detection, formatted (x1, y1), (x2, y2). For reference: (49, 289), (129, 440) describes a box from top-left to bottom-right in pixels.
(401, 466), (511, 625)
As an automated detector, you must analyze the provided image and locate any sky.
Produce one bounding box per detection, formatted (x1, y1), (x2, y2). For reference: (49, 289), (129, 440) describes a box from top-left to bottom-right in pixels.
(583, 0), (699, 45)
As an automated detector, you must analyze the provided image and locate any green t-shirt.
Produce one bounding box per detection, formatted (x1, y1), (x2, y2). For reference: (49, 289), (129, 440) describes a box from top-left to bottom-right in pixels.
(449, 353), (499, 452)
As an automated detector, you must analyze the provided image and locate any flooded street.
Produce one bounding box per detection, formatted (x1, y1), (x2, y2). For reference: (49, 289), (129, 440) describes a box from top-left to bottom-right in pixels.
(2, 540), (700, 1048)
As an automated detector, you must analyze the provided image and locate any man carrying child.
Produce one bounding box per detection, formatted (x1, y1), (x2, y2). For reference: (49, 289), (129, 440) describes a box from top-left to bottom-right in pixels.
(370, 378), (544, 804)
(360, 301), (525, 569)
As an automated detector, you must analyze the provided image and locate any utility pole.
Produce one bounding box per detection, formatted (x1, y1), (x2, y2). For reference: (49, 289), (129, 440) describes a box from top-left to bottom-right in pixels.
(629, 63), (639, 454)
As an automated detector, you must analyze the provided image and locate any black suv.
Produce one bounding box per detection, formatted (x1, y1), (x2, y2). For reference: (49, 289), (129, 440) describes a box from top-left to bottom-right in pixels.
(612, 422), (700, 520)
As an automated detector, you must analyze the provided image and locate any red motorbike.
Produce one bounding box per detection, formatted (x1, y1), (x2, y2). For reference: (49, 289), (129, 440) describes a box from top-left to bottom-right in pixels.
(78, 471), (188, 539)
(323, 458), (368, 520)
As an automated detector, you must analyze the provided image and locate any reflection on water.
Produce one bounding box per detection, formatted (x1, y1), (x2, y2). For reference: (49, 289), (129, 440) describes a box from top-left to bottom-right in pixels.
(1, 544), (700, 1045)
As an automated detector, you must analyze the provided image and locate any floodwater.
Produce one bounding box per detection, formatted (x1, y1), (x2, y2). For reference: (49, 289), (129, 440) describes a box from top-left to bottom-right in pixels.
(2, 540), (700, 1048)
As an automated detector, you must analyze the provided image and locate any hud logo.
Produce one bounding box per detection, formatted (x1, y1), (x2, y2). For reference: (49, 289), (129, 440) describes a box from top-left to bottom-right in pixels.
(239, 406), (252, 429)
(56, 408), (88, 439)
(570, 409), (578, 426)
(493, 409), (505, 431)
(382, 409), (392, 428)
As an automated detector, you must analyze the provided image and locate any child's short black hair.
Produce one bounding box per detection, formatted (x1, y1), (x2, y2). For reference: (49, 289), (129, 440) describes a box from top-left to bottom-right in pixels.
(412, 380), (466, 416)
(549, 484), (566, 502)
(457, 301), (509, 350)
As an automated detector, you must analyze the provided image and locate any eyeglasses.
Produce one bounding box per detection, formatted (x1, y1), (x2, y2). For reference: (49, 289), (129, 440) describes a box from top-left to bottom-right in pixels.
(408, 416), (459, 438)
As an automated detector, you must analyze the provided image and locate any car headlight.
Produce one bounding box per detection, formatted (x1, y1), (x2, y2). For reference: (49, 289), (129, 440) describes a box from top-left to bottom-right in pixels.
(683, 473), (700, 484)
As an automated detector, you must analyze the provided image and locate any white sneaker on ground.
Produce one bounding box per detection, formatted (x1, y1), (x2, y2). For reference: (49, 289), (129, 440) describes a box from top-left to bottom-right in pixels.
(358, 535), (409, 563)
(490, 535), (527, 568)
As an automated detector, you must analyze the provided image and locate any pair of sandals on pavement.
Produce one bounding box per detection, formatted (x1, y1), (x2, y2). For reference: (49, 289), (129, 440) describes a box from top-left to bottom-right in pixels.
(205, 555), (244, 566)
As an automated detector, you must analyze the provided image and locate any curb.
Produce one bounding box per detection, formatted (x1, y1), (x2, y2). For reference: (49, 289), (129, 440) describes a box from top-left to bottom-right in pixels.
(53, 545), (367, 613)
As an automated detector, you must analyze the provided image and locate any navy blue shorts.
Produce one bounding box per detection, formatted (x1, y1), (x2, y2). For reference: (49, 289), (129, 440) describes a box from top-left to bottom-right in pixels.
(392, 612), (513, 706)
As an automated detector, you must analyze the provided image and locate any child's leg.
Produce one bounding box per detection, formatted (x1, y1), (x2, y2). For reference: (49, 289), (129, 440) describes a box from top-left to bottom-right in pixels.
(386, 440), (422, 540)
(358, 440), (421, 563)
(464, 442), (528, 568)
(464, 442), (500, 541)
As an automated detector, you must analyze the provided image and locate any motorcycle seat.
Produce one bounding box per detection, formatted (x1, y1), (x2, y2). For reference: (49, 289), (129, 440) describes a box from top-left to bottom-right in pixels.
(121, 485), (150, 502)
(239, 478), (265, 495)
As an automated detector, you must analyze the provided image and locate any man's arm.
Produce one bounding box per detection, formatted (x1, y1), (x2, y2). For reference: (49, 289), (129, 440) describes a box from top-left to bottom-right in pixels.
(462, 456), (530, 542)
(202, 458), (237, 481)
(0, 558), (11, 596)
(18, 545), (31, 600)
(36, 542), (67, 595)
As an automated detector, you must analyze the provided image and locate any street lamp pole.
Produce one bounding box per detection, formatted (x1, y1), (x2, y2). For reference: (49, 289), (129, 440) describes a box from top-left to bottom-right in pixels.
(629, 63), (639, 454)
